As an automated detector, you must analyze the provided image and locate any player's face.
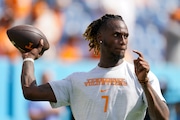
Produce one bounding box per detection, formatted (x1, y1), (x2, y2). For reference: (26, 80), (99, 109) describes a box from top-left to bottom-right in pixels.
(100, 19), (129, 58)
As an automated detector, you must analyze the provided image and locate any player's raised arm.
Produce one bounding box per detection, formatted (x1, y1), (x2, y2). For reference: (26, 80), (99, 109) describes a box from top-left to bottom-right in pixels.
(21, 40), (56, 102)
(133, 50), (169, 120)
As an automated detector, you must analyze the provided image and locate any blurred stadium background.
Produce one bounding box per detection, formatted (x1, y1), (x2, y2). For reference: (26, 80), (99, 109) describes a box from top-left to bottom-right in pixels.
(1, 0), (180, 120)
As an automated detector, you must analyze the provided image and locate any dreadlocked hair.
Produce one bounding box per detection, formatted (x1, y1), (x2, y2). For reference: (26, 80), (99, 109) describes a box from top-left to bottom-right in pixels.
(83, 14), (123, 55)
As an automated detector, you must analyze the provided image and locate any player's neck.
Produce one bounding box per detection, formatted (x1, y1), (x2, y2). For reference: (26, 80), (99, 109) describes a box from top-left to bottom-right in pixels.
(98, 58), (124, 68)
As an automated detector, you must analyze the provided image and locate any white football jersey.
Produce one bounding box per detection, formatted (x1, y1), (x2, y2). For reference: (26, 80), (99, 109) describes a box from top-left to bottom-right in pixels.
(49, 60), (165, 120)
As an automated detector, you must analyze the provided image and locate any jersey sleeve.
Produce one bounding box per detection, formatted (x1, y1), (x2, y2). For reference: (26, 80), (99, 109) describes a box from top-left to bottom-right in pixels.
(49, 75), (72, 108)
(143, 71), (166, 104)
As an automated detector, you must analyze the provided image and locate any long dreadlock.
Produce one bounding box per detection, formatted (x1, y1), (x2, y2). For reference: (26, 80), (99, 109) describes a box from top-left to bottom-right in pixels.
(83, 14), (123, 55)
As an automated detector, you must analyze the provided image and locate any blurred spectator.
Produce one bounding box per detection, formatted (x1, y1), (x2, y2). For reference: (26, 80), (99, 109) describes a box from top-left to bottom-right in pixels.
(58, 34), (82, 62)
(4, 0), (33, 25)
(29, 0), (65, 60)
(165, 7), (180, 65)
(131, 0), (167, 64)
(0, 9), (20, 60)
(28, 70), (67, 120)
(0, 0), (33, 61)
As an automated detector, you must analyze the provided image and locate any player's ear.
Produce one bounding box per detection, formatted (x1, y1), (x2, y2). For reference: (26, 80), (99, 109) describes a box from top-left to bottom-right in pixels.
(97, 32), (102, 44)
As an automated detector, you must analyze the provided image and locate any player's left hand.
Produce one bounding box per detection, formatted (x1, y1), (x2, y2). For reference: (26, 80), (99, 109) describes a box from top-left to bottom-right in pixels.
(133, 50), (150, 84)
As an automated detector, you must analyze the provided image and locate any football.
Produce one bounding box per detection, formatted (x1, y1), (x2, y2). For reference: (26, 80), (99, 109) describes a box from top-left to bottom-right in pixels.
(6, 24), (49, 54)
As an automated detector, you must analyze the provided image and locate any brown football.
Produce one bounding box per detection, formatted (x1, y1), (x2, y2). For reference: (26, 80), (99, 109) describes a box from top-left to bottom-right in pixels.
(6, 24), (49, 54)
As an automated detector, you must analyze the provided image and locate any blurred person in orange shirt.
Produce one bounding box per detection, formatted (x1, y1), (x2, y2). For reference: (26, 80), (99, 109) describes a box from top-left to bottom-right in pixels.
(58, 35), (82, 62)
(0, 0), (33, 60)
(0, 9), (20, 60)
(4, 0), (32, 25)
(29, 0), (65, 60)
(165, 7), (180, 65)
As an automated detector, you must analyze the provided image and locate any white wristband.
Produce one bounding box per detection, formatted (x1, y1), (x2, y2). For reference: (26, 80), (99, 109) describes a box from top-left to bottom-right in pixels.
(23, 58), (34, 63)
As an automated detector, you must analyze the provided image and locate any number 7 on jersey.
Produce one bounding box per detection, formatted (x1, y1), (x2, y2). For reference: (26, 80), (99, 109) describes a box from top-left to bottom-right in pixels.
(101, 96), (109, 112)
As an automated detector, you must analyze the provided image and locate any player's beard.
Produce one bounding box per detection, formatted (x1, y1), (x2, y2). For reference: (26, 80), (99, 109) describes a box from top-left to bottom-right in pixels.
(103, 40), (126, 61)
(113, 52), (125, 61)
(104, 41), (126, 57)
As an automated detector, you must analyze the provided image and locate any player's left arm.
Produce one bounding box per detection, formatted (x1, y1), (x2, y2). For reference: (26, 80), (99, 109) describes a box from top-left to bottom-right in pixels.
(133, 50), (169, 120)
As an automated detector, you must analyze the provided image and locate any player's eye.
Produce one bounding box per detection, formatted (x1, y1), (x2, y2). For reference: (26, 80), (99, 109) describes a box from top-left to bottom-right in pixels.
(123, 34), (129, 39)
(114, 33), (128, 39)
(114, 33), (119, 37)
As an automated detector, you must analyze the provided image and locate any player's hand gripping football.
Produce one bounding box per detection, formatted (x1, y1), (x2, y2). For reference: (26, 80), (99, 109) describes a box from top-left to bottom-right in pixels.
(133, 50), (150, 84)
(22, 39), (44, 60)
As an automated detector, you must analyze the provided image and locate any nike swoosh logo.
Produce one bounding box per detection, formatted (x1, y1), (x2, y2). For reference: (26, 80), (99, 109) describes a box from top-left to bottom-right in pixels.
(100, 89), (109, 92)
